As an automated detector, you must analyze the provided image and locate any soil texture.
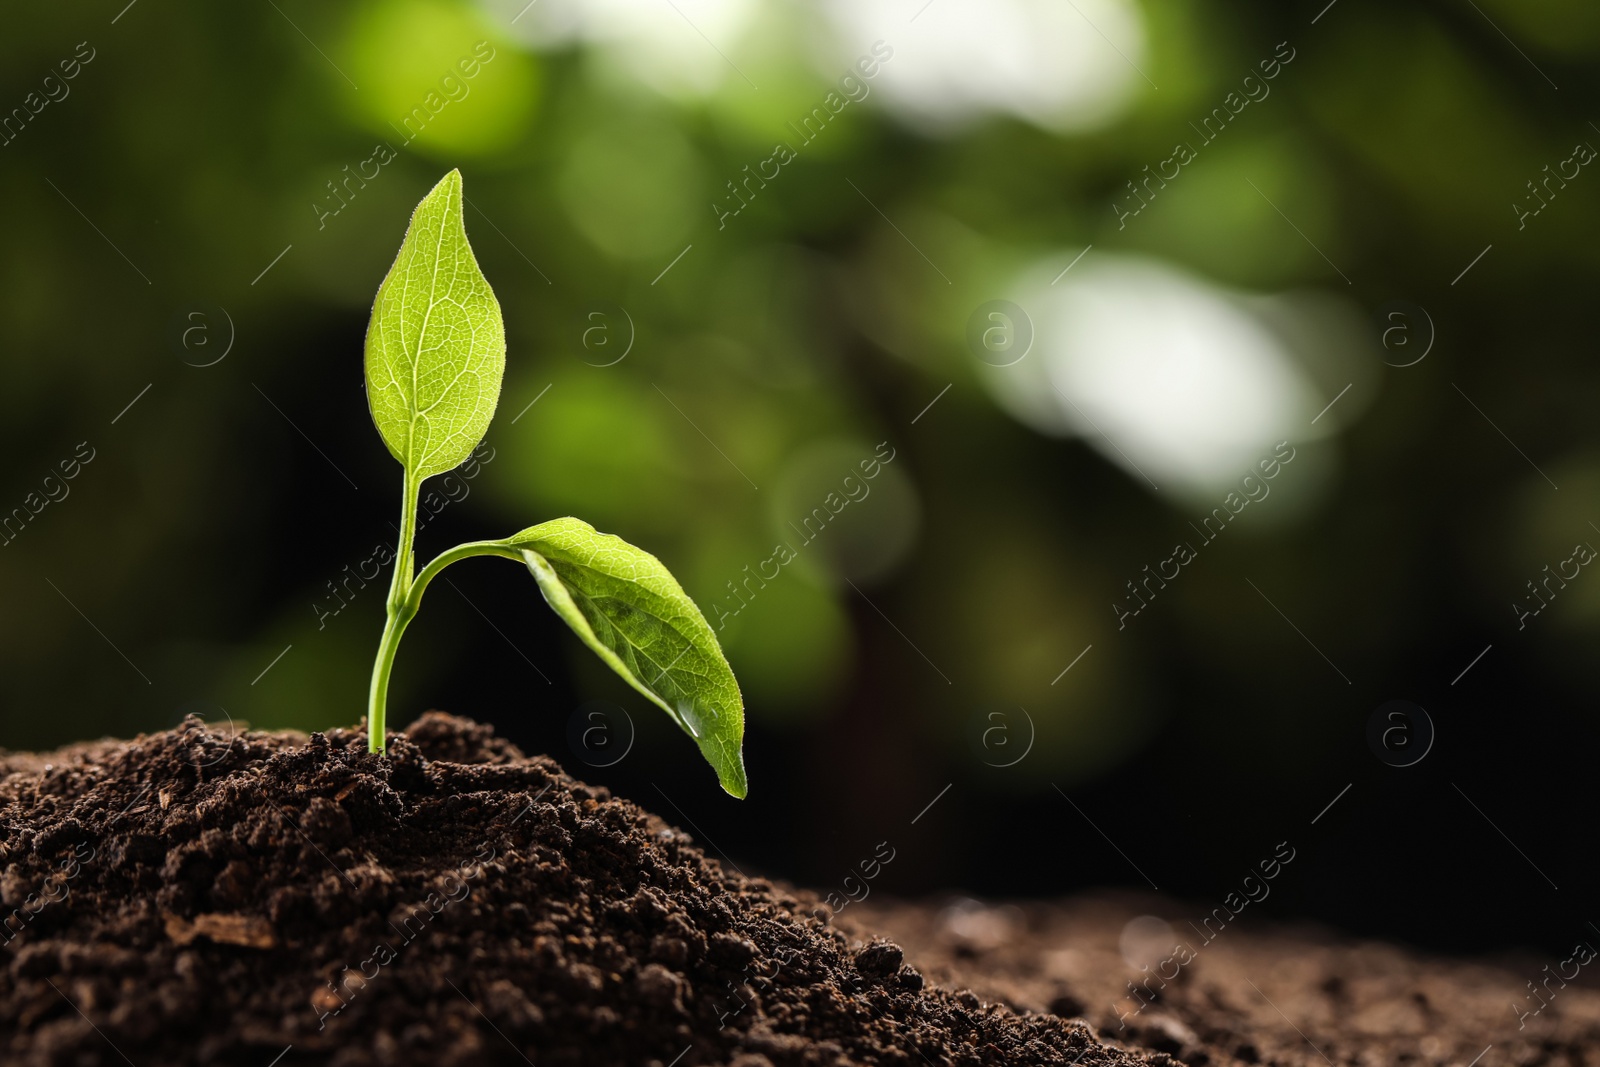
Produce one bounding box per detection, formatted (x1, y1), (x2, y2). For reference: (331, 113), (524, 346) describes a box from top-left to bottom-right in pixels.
(846, 894), (1600, 1067)
(0, 714), (1161, 1067)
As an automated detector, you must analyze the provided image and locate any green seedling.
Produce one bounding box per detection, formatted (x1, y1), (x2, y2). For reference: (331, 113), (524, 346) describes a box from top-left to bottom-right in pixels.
(362, 169), (746, 797)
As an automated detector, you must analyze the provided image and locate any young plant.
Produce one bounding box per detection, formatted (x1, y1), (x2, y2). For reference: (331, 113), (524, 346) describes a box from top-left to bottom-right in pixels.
(362, 170), (746, 797)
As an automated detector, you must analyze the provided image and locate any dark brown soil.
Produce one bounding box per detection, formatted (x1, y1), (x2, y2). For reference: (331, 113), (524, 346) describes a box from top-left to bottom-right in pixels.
(0, 714), (1160, 1067)
(844, 894), (1600, 1067)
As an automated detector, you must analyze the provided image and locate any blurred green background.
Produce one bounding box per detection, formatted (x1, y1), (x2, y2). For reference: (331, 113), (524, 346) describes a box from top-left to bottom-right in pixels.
(2, 0), (1597, 953)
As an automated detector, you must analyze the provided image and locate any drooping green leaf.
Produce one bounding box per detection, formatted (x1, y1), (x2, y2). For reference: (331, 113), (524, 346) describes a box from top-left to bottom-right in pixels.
(507, 518), (748, 798)
(364, 169), (505, 481)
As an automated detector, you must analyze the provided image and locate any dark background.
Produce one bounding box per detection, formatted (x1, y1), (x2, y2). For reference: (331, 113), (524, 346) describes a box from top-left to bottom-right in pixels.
(2, 0), (1595, 963)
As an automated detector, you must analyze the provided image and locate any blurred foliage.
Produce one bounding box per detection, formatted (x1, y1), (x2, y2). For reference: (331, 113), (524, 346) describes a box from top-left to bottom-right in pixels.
(2, 0), (1597, 946)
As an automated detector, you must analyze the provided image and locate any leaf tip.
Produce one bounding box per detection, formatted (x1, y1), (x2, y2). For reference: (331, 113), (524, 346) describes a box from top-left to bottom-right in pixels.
(421, 168), (465, 212)
(717, 746), (748, 799)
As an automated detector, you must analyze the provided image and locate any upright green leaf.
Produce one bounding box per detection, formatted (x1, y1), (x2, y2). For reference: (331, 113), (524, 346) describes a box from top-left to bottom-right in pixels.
(365, 169), (505, 480)
(507, 518), (748, 798)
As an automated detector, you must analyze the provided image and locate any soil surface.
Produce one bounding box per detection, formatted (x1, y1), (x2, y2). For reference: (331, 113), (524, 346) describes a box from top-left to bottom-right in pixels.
(5, 715), (1593, 1066)
(0, 714), (1160, 1067)
(844, 895), (1600, 1067)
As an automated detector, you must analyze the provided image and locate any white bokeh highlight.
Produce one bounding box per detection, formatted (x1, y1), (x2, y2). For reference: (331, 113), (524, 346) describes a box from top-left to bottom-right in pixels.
(980, 254), (1362, 495)
(487, 0), (759, 97)
(817, 0), (1149, 133)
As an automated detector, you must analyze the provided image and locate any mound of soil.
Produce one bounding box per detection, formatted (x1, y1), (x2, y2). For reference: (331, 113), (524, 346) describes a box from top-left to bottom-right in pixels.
(845, 895), (1600, 1067)
(0, 714), (1159, 1067)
